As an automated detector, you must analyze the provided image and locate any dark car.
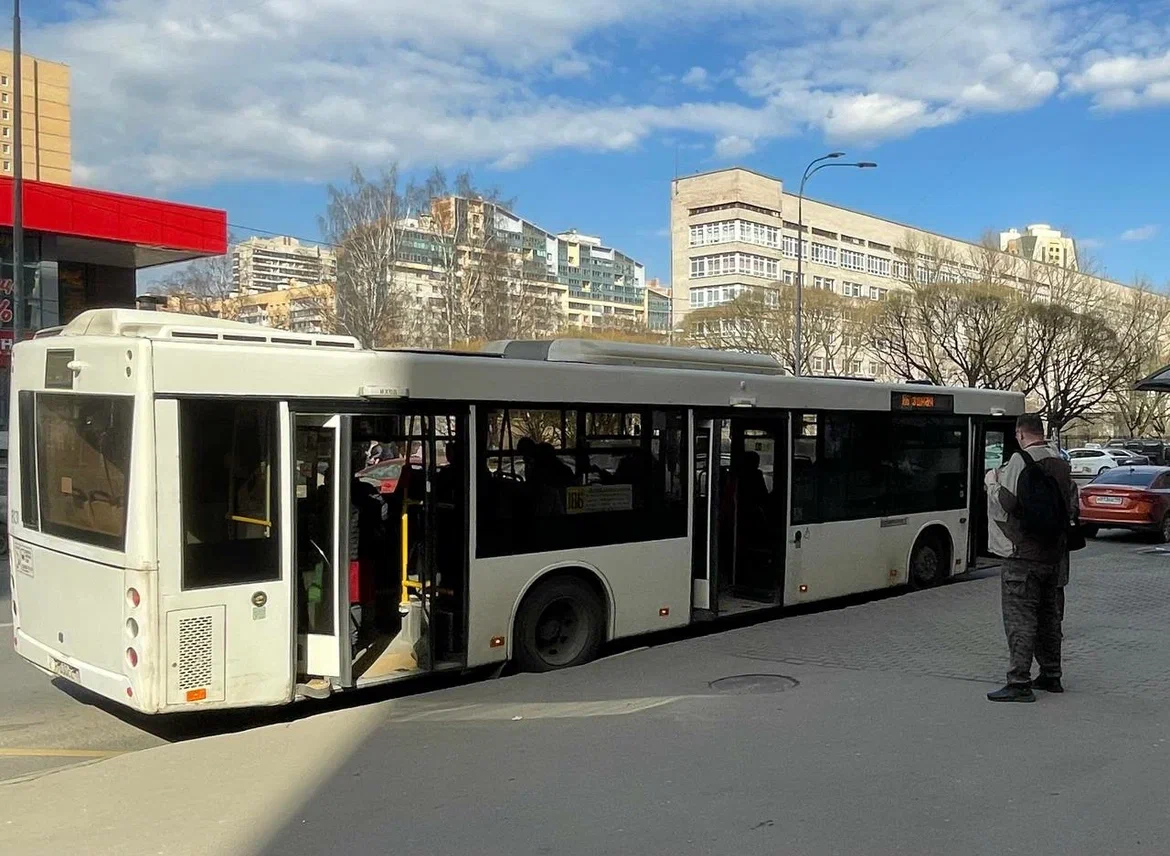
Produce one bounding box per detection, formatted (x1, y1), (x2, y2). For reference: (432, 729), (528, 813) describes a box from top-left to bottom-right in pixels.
(1104, 447), (1150, 466)
(1080, 466), (1170, 542)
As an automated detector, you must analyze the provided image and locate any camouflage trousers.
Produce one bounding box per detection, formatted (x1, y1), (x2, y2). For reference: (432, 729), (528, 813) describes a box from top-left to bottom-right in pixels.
(1001, 559), (1065, 686)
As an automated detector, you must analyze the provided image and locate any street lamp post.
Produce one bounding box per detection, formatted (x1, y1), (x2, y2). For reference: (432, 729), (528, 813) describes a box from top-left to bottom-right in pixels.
(11, 0), (22, 346)
(793, 154), (877, 377)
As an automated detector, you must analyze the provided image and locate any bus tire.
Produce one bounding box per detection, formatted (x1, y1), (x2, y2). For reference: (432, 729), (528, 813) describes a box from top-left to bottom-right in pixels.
(513, 575), (605, 672)
(908, 531), (948, 590)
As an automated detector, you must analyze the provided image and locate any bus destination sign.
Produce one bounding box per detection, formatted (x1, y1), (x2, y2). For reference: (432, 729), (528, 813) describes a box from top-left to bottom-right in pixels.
(891, 391), (954, 413)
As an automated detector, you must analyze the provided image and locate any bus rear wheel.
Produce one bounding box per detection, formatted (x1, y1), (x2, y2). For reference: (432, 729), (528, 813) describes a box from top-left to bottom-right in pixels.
(909, 533), (947, 590)
(513, 576), (604, 672)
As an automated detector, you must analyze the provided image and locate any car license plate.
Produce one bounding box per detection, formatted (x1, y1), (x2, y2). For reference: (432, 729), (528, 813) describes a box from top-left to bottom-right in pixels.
(51, 658), (80, 682)
(1095, 496), (1123, 505)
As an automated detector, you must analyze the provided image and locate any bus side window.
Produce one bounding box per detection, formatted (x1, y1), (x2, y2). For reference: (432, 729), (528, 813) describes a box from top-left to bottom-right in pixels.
(180, 400), (280, 590)
(18, 390), (39, 531)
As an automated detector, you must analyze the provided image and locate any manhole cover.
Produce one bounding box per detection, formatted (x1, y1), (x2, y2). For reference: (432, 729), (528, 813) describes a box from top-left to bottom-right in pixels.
(708, 674), (799, 694)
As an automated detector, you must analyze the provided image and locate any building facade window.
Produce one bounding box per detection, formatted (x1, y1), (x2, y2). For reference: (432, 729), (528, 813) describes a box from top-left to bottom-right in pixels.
(843, 281), (864, 297)
(691, 252), (778, 280)
(868, 286), (888, 300)
(690, 219), (779, 249)
(811, 242), (838, 265)
(813, 276), (835, 291)
(867, 255), (891, 277)
(813, 356), (825, 372)
(892, 259), (909, 280)
(840, 249), (866, 272)
(782, 270), (804, 286)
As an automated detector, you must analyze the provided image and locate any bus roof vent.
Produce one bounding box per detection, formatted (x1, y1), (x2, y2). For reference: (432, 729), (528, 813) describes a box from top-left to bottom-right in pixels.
(481, 338), (783, 374)
(55, 309), (361, 350)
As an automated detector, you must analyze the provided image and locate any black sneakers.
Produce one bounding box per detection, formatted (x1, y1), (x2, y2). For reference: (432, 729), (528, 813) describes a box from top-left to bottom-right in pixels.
(987, 684), (1036, 702)
(1032, 675), (1064, 693)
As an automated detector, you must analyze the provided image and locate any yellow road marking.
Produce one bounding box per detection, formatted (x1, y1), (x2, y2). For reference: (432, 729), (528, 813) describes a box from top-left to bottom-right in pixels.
(0, 748), (124, 759)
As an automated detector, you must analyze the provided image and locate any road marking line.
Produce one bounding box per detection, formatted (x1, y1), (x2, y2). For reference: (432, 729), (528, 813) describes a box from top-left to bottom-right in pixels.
(0, 748), (124, 759)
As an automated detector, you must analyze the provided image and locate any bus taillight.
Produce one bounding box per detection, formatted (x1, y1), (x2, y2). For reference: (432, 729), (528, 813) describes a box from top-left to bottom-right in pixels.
(126, 647), (138, 668)
(125, 618), (139, 639)
(127, 588), (141, 608)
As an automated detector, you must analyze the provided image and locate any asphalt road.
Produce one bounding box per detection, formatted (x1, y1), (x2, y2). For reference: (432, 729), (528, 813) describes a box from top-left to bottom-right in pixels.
(6, 529), (1170, 855)
(0, 530), (1163, 788)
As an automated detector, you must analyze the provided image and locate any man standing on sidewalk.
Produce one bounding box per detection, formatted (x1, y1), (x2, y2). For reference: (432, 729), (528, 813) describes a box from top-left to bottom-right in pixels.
(986, 414), (1078, 703)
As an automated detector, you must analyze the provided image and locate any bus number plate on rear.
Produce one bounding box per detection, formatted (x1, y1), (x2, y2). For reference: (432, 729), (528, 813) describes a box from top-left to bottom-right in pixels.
(51, 658), (80, 682)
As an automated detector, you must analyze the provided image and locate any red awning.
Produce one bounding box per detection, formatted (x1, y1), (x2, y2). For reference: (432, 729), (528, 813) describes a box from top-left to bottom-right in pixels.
(0, 177), (227, 268)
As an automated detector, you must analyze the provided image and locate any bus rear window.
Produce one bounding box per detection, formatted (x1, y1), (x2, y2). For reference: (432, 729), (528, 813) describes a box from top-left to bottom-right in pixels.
(35, 394), (133, 551)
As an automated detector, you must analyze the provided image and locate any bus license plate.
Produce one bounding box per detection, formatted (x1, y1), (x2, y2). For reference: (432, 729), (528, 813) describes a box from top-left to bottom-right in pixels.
(51, 658), (80, 682)
(1095, 496), (1123, 505)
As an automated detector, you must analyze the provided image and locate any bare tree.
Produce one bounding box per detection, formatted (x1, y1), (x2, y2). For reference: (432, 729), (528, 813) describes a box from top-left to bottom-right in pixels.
(683, 284), (870, 376)
(318, 166), (412, 347)
(424, 170), (513, 347)
(158, 238), (238, 319)
(870, 234), (1033, 388)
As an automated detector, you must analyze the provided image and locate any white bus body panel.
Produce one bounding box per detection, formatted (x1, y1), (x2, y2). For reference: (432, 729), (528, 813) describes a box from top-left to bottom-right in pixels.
(465, 538), (691, 667)
(9, 336), (160, 711)
(153, 399), (295, 711)
(785, 511), (967, 604)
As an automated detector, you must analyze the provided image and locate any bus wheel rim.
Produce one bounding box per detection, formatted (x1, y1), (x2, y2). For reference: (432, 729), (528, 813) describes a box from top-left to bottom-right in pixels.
(534, 597), (587, 666)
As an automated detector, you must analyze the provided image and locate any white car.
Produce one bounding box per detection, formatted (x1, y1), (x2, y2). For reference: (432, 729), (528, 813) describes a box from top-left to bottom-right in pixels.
(1068, 448), (1118, 479)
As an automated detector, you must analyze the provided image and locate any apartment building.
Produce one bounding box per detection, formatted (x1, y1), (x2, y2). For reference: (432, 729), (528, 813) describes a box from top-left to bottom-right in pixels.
(0, 50), (70, 184)
(644, 278), (673, 332)
(557, 229), (647, 328)
(429, 199), (647, 330)
(672, 167), (1123, 375)
(1000, 224), (1078, 270)
(231, 235), (337, 294)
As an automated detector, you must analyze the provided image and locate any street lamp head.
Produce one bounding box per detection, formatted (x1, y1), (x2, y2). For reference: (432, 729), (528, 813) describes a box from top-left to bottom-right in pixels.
(857, 161), (878, 168)
(828, 151), (846, 158)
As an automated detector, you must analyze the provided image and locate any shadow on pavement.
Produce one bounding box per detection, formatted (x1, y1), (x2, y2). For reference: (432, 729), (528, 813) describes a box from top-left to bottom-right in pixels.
(41, 565), (1006, 745)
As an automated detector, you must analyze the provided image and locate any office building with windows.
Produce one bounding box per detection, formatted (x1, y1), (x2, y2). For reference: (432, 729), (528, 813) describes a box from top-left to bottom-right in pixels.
(0, 50), (70, 184)
(671, 167), (1117, 376)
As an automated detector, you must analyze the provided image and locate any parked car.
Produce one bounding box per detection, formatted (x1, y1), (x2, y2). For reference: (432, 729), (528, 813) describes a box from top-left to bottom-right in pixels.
(1108, 438), (1169, 465)
(1104, 447), (1149, 466)
(1067, 448), (1116, 479)
(1079, 466), (1170, 542)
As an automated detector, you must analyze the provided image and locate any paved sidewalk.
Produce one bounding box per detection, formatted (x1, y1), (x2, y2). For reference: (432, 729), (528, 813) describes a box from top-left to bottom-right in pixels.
(4, 535), (1170, 855)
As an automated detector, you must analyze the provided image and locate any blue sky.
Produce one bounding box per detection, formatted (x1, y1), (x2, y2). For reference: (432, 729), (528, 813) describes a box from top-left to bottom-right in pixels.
(27, 0), (1170, 287)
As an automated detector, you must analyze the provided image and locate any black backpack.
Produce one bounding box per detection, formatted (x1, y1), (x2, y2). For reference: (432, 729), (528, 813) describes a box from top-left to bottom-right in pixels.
(1015, 451), (1067, 542)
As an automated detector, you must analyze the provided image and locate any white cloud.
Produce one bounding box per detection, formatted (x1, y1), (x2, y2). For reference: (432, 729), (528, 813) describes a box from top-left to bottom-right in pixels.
(26, 0), (1170, 189)
(1067, 50), (1170, 110)
(681, 66), (710, 89)
(1121, 225), (1159, 242)
(551, 55), (593, 78)
(713, 135), (755, 159)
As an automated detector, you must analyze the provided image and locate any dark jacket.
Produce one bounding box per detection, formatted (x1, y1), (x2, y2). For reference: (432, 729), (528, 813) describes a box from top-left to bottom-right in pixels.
(995, 442), (1078, 566)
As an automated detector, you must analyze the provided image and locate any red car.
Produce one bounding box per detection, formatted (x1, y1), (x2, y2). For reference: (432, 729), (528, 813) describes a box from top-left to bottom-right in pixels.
(1079, 465), (1170, 542)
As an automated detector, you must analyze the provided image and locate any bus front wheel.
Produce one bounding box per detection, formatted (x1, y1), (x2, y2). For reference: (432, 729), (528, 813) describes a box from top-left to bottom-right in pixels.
(513, 576), (605, 672)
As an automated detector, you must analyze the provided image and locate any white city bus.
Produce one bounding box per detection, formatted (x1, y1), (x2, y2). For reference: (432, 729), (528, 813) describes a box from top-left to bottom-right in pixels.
(7, 310), (1023, 713)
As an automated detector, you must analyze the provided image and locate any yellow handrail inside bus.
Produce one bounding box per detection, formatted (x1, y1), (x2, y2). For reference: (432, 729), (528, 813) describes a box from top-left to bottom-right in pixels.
(229, 514), (272, 527)
(400, 498), (420, 607)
